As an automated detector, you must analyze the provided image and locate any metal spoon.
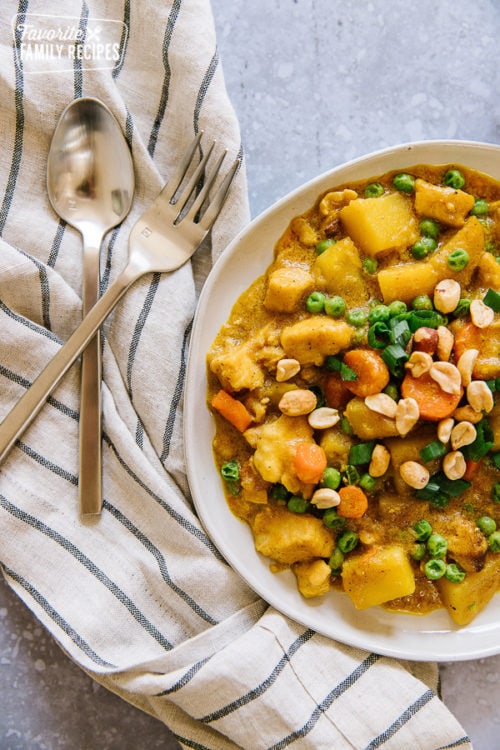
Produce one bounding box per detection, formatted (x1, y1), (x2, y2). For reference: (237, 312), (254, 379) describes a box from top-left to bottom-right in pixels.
(47, 97), (134, 515)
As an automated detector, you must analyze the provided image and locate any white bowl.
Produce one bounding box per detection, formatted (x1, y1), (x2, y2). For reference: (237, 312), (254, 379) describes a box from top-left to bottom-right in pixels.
(184, 140), (500, 661)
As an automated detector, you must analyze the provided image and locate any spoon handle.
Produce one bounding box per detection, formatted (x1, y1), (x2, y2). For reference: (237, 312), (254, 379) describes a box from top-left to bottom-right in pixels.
(0, 262), (141, 471)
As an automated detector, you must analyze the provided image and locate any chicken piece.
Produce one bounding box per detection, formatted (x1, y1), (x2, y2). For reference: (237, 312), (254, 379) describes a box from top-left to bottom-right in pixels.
(264, 266), (315, 313)
(244, 414), (314, 496)
(293, 559), (332, 598)
(240, 460), (270, 504)
(280, 316), (353, 366)
(414, 178), (475, 227)
(209, 341), (264, 392)
(432, 514), (488, 572)
(251, 505), (334, 564)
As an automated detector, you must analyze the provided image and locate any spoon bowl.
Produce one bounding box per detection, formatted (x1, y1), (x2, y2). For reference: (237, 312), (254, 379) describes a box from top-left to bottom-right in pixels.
(47, 97), (134, 515)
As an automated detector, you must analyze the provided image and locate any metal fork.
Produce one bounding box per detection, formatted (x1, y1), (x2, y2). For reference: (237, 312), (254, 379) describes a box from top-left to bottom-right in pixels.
(0, 132), (239, 475)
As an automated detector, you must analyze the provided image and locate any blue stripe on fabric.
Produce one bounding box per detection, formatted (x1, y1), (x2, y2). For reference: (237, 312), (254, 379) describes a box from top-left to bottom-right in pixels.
(17, 441), (78, 484)
(200, 629), (315, 723)
(126, 272), (161, 397)
(0, 0), (27, 235)
(160, 317), (192, 464)
(172, 736), (212, 750)
(266, 653), (381, 750)
(193, 49), (219, 134)
(102, 500), (219, 626)
(154, 656), (212, 696)
(0, 494), (173, 651)
(0, 365), (79, 422)
(1, 562), (116, 669)
(112, 0), (130, 79)
(148, 0), (183, 157)
(73, 2), (89, 98)
(47, 219), (67, 269)
(434, 738), (472, 750)
(363, 689), (470, 750)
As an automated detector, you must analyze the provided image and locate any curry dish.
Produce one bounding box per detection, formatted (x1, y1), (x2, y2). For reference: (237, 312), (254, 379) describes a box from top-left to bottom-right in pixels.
(207, 164), (500, 626)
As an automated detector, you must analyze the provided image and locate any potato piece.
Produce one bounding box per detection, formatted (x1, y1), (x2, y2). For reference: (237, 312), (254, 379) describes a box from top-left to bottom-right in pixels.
(436, 555), (500, 626)
(280, 316), (353, 366)
(377, 262), (439, 304)
(319, 428), (352, 467)
(210, 342), (265, 392)
(312, 237), (368, 302)
(429, 217), (485, 285)
(344, 397), (399, 440)
(432, 514), (487, 573)
(264, 266), (315, 313)
(252, 505), (334, 564)
(342, 545), (416, 609)
(414, 178), (475, 227)
(478, 251), (500, 289)
(293, 559), (332, 598)
(245, 414), (314, 496)
(340, 192), (419, 256)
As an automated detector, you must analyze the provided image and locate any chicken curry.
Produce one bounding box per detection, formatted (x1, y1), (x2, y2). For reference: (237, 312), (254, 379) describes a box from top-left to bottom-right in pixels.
(207, 163), (500, 626)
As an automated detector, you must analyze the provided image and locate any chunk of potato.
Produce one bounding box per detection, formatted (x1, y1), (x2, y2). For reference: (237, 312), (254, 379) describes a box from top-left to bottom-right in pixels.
(293, 559), (332, 598)
(436, 555), (500, 626)
(319, 428), (352, 467)
(377, 261), (439, 304)
(340, 192), (419, 256)
(245, 414), (314, 496)
(264, 266), (315, 313)
(414, 178), (475, 227)
(252, 505), (334, 564)
(432, 514), (487, 573)
(344, 397), (399, 440)
(342, 544), (416, 609)
(209, 342), (265, 392)
(429, 216), (485, 285)
(312, 237), (368, 302)
(479, 251), (500, 289)
(280, 316), (353, 366)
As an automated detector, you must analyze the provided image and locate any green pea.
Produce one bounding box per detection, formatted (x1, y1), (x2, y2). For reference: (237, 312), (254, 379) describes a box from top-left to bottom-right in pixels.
(362, 257), (378, 274)
(411, 236), (437, 259)
(328, 547), (345, 572)
(221, 460), (239, 482)
(346, 308), (368, 327)
(427, 532), (447, 558)
(324, 295), (346, 318)
(383, 382), (399, 401)
(488, 531), (500, 553)
(477, 516), (497, 536)
(492, 482), (500, 503)
(269, 484), (289, 501)
(411, 542), (427, 561)
(471, 198), (489, 216)
(359, 473), (376, 492)
(424, 558), (447, 580)
(447, 248), (469, 271)
(419, 218), (440, 239)
(365, 182), (384, 198)
(322, 508), (346, 530)
(445, 563), (466, 583)
(322, 467), (341, 490)
(337, 530), (359, 553)
(412, 294), (434, 311)
(393, 173), (415, 193)
(453, 298), (471, 318)
(368, 304), (391, 324)
(288, 495), (308, 514)
(413, 518), (432, 542)
(388, 300), (407, 316)
(306, 291), (326, 313)
(316, 238), (336, 255)
(443, 169), (465, 189)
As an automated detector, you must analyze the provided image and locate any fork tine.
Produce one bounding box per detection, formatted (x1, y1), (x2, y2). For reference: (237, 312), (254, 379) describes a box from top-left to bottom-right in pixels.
(183, 148), (227, 223)
(197, 156), (241, 231)
(172, 140), (216, 219)
(161, 130), (203, 204)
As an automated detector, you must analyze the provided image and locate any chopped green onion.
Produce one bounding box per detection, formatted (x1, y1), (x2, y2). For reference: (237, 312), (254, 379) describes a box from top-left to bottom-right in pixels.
(323, 508), (346, 530)
(492, 482), (500, 503)
(453, 298), (471, 318)
(462, 418), (494, 462)
(408, 309), (445, 331)
(420, 440), (447, 463)
(344, 464), (360, 485)
(382, 343), (409, 377)
(368, 321), (390, 349)
(221, 460), (239, 482)
(493, 454), (500, 471)
(337, 531), (359, 553)
(483, 287), (500, 312)
(349, 441), (375, 465)
(389, 317), (412, 347)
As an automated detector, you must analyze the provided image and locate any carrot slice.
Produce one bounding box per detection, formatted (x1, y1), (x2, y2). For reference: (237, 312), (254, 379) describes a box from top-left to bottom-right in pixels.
(400, 372), (463, 421)
(453, 321), (483, 361)
(343, 349), (390, 397)
(337, 485), (369, 518)
(211, 390), (253, 432)
(293, 442), (327, 484)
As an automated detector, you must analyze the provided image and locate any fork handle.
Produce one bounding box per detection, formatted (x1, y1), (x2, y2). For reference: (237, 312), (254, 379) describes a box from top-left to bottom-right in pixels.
(0, 261), (141, 468)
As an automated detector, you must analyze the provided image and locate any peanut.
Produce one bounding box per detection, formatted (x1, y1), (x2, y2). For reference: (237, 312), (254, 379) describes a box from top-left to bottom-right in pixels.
(437, 417), (454, 444)
(405, 351), (433, 378)
(400, 461), (430, 489)
(395, 397), (420, 436)
(308, 407), (340, 429)
(276, 358), (301, 382)
(433, 279), (461, 314)
(470, 299), (494, 328)
(430, 361), (462, 395)
(457, 349), (479, 387)
(369, 444), (391, 477)
(364, 393), (398, 418)
(467, 380), (494, 413)
(451, 421), (477, 450)
(279, 388), (317, 416)
(436, 325), (454, 361)
(442, 451), (467, 481)
(311, 488), (341, 509)
(453, 405), (484, 424)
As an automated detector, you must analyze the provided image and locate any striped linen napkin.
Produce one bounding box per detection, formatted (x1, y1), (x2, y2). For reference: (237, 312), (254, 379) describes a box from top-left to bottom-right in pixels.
(0, 2), (472, 748)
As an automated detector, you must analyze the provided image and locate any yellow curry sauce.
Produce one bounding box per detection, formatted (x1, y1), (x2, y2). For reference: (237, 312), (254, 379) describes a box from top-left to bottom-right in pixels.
(207, 164), (500, 626)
